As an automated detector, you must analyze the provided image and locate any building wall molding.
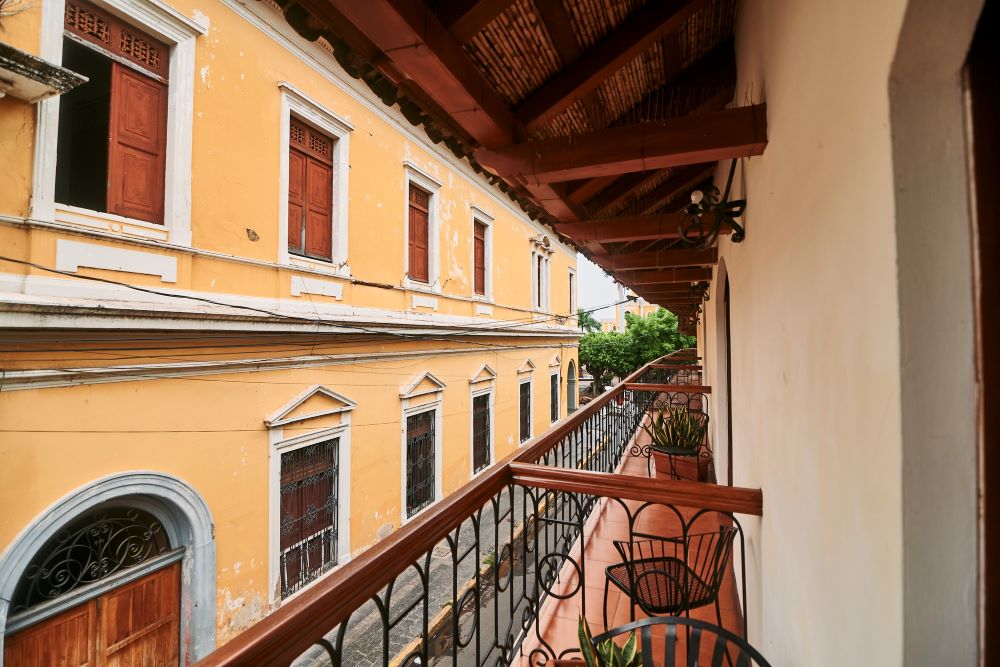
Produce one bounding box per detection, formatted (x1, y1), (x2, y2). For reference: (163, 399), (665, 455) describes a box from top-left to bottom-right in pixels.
(55, 239), (178, 283)
(0, 272), (582, 337)
(0, 343), (575, 392)
(0, 471), (216, 663)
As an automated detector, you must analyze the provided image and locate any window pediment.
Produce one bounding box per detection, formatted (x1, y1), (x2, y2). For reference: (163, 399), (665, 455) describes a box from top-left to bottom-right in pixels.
(265, 385), (357, 427)
(469, 364), (497, 385)
(400, 372), (447, 399)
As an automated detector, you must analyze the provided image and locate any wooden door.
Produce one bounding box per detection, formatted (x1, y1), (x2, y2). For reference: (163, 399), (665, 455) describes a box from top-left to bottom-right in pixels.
(5, 563), (180, 667)
(107, 63), (168, 225)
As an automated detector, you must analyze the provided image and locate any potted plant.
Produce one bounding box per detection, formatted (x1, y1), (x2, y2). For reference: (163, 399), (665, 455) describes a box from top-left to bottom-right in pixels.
(568, 617), (641, 667)
(643, 406), (708, 481)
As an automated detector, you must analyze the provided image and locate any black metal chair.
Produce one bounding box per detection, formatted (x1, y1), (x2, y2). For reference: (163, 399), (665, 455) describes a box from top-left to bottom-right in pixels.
(591, 616), (772, 667)
(603, 525), (737, 633)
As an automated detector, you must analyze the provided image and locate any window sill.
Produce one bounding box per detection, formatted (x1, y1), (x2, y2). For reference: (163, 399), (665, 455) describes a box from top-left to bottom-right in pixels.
(403, 278), (441, 294)
(53, 204), (178, 245)
(286, 254), (351, 279)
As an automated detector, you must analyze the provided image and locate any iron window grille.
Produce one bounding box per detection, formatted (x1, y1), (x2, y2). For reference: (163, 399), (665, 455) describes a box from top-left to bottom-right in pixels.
(280, 438), (339, 598)
(472, 393), (491, 473)
(519, 381), (532, 442)
(406, 410), (436, 516)
(550, 374), (560, 423)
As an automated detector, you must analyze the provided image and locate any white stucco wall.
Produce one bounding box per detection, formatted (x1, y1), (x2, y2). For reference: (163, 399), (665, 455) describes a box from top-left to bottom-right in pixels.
(702, 1), (910, 663)
(699, 1), (985, 664)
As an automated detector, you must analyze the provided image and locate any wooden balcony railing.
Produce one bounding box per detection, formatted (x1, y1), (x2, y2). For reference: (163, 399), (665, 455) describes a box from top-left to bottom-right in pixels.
(197, 349), (762, 666)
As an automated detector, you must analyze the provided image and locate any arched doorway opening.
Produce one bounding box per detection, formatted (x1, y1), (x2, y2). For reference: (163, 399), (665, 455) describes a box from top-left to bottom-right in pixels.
(0, 472), (216, 664)
(567, 360), (578, 413)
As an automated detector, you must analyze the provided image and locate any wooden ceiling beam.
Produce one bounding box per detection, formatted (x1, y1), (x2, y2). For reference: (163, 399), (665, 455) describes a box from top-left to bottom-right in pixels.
(566, 176), (616, 205)
(591, 248), (718, 271)
(513, 0), (710, 128)
(476, 105), (767, 183)
(614, 268), (712, 284)
(554, 213), (728, 243)
(324, 0), (517, 147)
(438, 0), (518, 43)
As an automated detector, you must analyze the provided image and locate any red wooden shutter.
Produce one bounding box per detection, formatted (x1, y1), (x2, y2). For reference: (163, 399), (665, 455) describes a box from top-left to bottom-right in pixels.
(288, 148), (306, 254)
(288, 120), (333, 261)
(474, 221), (486, 295)
(408, 186), (430, 282)
(107, 63), (167, 224)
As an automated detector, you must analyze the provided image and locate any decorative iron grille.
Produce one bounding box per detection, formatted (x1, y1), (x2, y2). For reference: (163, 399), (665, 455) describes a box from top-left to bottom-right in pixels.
(519, 381), (531, 442)
(280, 438), (339, 598)
(406, 410), (436, 516)
(550, 374), (560, 422)
(472, 393), (491, 473)
(10, 507), (170, 613)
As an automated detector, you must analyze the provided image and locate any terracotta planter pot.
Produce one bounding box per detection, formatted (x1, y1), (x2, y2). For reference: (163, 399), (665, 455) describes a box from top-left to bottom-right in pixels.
(652, 449), (709, 482)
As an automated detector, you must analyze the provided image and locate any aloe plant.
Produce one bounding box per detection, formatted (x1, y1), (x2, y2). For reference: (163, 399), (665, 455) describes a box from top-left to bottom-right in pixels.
(577, 617), (641, 667)
(643, 405), (705, 454)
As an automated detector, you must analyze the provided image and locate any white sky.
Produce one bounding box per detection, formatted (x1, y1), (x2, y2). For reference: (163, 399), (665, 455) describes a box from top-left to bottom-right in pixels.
(577, 254), (620, 320)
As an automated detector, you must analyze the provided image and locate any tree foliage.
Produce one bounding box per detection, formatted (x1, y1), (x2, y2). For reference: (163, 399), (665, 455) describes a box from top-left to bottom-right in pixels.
(576, 309), (602, 332)
(578, 308), (696, 392)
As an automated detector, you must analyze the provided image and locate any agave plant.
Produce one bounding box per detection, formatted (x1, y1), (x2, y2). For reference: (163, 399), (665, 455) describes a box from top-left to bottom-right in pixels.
(643, 405), (705, 455)
(578, 617), (642, 667)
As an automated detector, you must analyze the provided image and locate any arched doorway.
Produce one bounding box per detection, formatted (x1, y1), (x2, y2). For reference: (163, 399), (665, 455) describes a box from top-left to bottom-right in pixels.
(567, 360), (577, 413)
(0, 472), (216, 664)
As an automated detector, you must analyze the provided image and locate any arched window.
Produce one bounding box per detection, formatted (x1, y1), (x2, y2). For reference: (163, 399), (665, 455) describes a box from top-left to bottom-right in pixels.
(10, 506), (171, 614)
(567, 360), (578, 413)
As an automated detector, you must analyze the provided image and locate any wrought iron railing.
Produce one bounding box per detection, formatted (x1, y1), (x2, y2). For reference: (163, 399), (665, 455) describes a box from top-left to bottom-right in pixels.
(197, 350), (762, 667)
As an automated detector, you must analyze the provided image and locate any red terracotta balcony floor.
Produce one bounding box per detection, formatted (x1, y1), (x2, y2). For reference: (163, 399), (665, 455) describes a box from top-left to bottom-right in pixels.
(517, 445), (745, 665)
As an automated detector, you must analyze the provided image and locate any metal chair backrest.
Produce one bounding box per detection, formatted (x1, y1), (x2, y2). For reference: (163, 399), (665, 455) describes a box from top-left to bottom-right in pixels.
(592, 616), (772, 667)
(613, 525), (737, 607)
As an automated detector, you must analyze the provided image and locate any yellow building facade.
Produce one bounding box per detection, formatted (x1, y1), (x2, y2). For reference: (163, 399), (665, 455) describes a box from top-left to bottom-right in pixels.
(0, 0), (579, 659)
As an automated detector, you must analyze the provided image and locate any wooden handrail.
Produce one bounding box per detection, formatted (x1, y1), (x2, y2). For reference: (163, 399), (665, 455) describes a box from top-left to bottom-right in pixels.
(510, 463), (763, 516)
(649, 364), (703, 370)
(623, 383), (712, 393)
(197, 350), (701, 665)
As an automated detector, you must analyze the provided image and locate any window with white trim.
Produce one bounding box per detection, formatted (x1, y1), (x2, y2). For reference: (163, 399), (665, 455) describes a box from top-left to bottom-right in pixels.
(530, 236), (553, 312)
(33, 0), (205, 245)
(280, 83), (352, 271)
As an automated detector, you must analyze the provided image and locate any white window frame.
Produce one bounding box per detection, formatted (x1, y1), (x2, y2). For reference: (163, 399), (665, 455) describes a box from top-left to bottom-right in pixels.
(469, 364), (496, 477)
(568, 267), (577, 314)
(400, 400), (444, 521)
(32, 0), (206, 247)
(470, 206), (494, 302)
(278, 81), (353, 276)
(268, 422), (352, 605)
(403, 163), (442, 292)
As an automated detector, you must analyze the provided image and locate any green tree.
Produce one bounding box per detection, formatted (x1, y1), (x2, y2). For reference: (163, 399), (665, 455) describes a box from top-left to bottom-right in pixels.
(578, 331), (633, 393)
(578, 308), (696, 394)
(624, 308), (696, 366)
(576, 308), (602, 332)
